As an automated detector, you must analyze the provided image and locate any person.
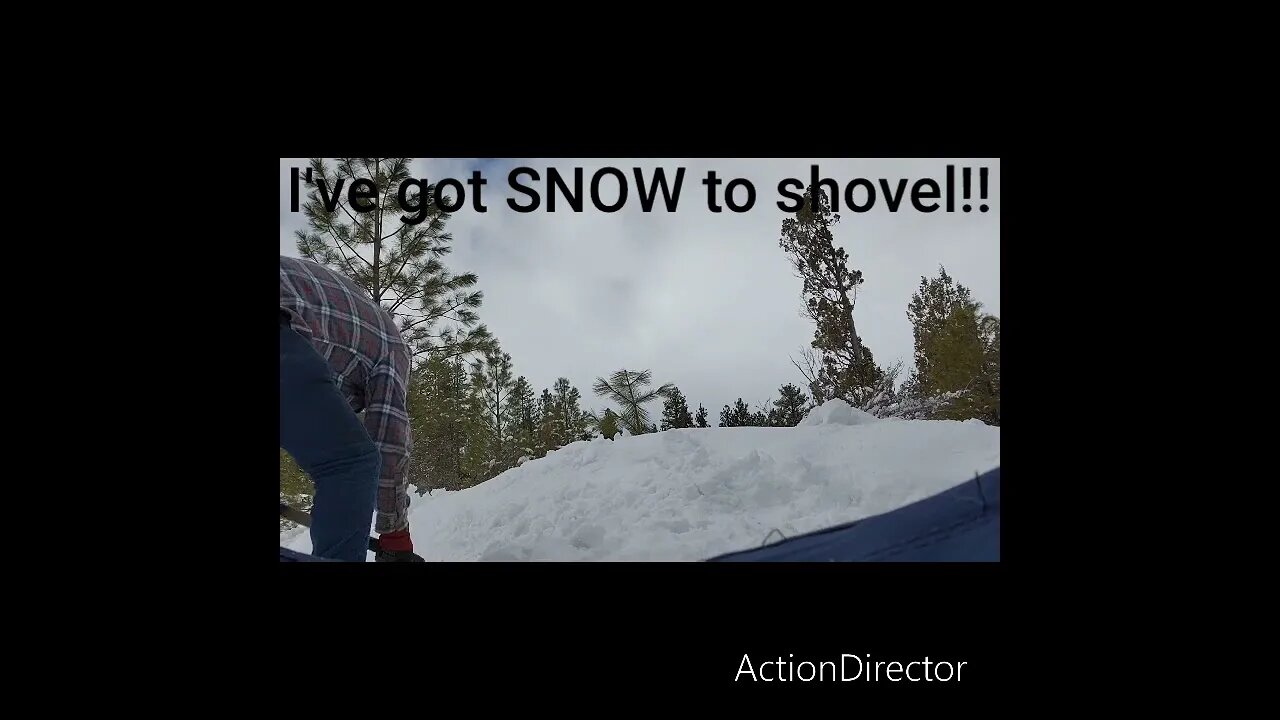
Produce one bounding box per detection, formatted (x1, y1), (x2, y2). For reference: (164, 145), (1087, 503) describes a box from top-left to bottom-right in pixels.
(280, 255), (421, 562)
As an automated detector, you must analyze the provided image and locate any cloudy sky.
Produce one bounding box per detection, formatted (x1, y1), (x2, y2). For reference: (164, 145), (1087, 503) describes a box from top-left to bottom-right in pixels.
(279, 158), (999, 420)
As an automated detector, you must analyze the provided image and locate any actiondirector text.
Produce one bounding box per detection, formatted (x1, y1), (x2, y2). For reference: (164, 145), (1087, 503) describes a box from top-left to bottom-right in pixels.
(735, 653), (967, 683)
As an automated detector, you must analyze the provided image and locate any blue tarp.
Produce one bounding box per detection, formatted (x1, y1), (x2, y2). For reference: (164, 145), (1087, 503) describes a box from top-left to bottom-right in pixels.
(706, 466), (1000, 562)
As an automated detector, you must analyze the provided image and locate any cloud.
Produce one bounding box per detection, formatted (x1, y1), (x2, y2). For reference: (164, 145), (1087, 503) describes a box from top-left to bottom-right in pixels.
(279, 157), (999, 417)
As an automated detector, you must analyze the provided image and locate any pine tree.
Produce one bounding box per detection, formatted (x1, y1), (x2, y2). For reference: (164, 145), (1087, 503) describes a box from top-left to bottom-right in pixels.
(660, 387), (695, 430)
(592, 368), (674, 435)
(694, 404), (710, 428)
(406, 354), (468, 492)
(718, 399), (742, 427)
(460, 366), (492, 486)
(470, 350), (515, 481)
(505, 376), (539, 465)
(599, 409), (620, 439)
(443, 358), (472, 485)
(768, 383), (809, 427)
(778, 185), (885, 408)
(577, 410), (598, 441)
(552, 378), (587, 447)
(536, 388), (559, 458)
(905, 266), (999, 424)
(719, 398), (768, 427)
(980, 315), (1000, 425)
(293, 158), (494, 368)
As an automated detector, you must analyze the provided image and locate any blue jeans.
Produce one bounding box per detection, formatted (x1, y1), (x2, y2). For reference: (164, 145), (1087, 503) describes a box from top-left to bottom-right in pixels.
(280, 318), (381, 561)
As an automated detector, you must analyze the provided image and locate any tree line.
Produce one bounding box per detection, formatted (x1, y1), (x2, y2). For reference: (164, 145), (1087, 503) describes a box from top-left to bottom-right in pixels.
(281, 159), (999, 522)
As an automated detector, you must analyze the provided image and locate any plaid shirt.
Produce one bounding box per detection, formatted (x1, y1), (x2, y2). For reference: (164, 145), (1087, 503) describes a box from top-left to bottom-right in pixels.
(280, 256), (413, 534)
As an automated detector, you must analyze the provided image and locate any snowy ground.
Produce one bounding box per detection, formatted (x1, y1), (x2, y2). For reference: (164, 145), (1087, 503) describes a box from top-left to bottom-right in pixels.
(282, 400), (1000, 561)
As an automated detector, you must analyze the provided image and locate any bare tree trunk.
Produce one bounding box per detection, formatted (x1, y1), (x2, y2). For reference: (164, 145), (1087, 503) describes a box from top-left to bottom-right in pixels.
(373, 159), (383, 301)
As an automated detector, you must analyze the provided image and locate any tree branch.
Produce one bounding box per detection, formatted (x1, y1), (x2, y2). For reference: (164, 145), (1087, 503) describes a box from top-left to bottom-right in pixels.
(400, 315), (439, 332)
(324, 190), (367, 232)
(413, 342), (483, 362)
(383, 242), (422, 302)
(330, 239), (364, 279)
(399, 296), (474, 330)
(431, 295), (475, 319)
(386, 262), (441, 314)
(387, 288), (429, 313)
(324, 225), (372, 272)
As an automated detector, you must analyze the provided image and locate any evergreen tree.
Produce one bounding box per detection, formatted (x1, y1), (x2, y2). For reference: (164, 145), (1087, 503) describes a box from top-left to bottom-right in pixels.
(592, 368), (674, 435)
(293, 158), (493, 367)
(481, 350), (515, 475)
(406, 354), (472, 492)
(778, 185), (885, 407)
(981, 315), (1000, 425)
(403, 361), (433, 491)
(719, 398), (768, 427)
(552, 378), (588, 447)
(505, 376), (539, 465)
(577, 411), (599, 441)
(694, 404), (710, 428)
(460, 365), (493, 486)
(660, 387), (695, 430)
(905, 266), (1000, 424)
(536, 388), (561, 458)
(442, 357), (472, 485)
(598, 409), (620, 439)
(768, 383), (809, 427)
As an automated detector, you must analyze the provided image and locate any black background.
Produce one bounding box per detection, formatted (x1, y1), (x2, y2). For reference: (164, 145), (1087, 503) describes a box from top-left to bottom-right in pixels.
(134, 85), (1090, 704)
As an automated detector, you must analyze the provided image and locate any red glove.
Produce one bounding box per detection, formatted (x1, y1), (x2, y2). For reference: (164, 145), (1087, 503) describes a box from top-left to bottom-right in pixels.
(379, 530), (413, 553)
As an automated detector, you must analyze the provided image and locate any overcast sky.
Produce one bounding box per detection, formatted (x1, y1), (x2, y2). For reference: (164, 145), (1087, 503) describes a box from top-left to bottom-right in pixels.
(279, 158), (999, 419)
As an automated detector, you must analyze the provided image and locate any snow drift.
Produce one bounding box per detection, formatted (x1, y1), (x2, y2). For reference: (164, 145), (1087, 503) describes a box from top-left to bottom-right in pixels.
(283, 400), (1000, 561)
(796, 399), (879, 427)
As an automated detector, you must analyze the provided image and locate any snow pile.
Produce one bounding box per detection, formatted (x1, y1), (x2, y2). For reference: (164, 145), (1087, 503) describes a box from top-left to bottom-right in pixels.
(796, 398), (879, 427)
(284, 400), (999, 561)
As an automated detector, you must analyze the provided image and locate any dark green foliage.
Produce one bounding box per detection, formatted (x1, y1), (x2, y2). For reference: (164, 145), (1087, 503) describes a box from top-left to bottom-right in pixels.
(505, 376), (539, 465)
(533, 378), (592, 455)
(980, 315), (1000, 424)
(767, 383), (810, 427)
(552, 378), (590, 446)
(599, 409), (620, 439)
(476, 349), (515, 478)
(719, 398), (769, 427)
(462, 363), (495, 483)
(694, 404), (710, 428)
(660, 387), (695, 430)
(905, 266), (1000, 424)
(537, 388), (560, 457)
(406, 354), (472, 492)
